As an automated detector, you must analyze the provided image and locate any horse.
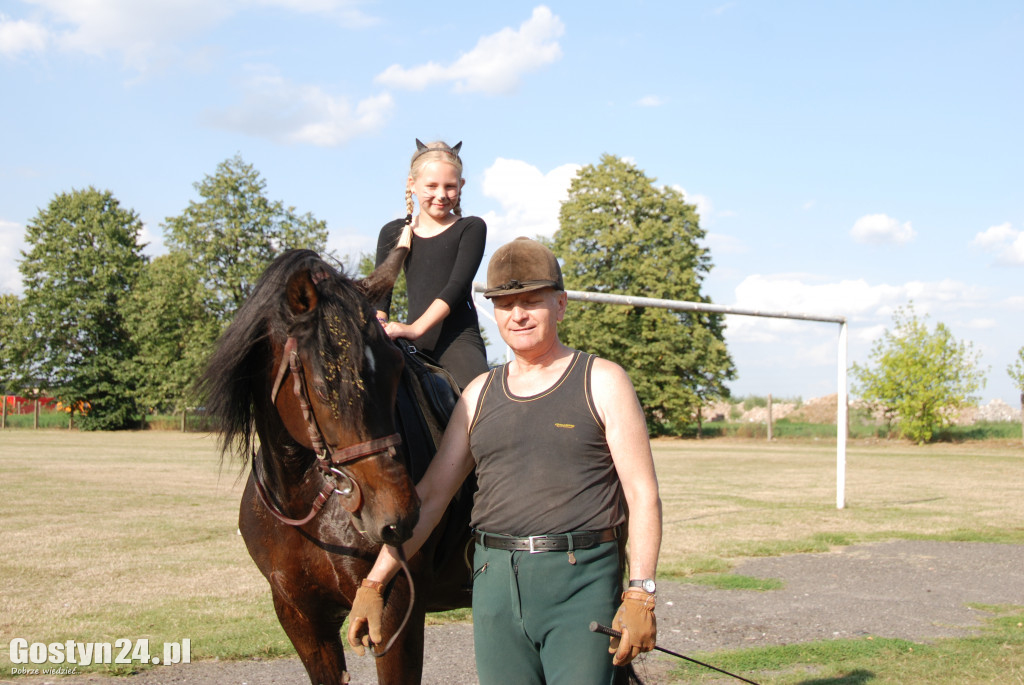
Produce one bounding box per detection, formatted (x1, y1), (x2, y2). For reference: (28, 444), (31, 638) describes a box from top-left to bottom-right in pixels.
(200, 247), (472, 685)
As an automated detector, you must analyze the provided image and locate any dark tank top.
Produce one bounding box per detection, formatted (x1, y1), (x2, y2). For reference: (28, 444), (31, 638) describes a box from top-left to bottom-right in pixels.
(468, 351), (625, 536)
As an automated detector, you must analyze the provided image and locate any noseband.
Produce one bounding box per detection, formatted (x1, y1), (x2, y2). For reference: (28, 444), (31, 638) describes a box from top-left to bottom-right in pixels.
(255, 336), (402, 527)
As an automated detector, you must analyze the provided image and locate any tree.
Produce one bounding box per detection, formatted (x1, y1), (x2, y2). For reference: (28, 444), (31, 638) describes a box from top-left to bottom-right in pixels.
(852, 303), (987, 443)
(0, 294), (26, 395)
(17, 187), (146, 430)
(1007, 346), (1024, 445)
(124, 252), (219, 415)
(155, 156), (329, 411)
(551, 154), (735, 433)
(163, 154), (329, 325)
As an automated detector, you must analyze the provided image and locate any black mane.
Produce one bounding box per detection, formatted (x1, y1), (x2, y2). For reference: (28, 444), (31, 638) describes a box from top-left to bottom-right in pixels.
(199, 249), (377, 465)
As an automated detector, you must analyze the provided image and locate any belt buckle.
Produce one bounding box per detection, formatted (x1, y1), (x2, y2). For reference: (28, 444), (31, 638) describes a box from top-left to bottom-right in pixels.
(528, 535), (543, 554)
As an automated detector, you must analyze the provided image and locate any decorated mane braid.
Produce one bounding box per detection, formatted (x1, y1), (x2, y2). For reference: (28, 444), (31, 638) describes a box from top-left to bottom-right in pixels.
(406, 138), (465, 223)
(199, 249), (375, 464)
(287, 262), (371, 427)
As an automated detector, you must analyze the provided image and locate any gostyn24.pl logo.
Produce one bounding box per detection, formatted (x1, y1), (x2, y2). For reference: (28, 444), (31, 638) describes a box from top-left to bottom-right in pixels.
(9, 638), (190, 669)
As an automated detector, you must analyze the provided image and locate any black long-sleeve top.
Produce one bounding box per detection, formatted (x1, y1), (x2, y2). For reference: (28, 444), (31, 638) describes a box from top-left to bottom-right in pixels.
(374, 216), (487, 354)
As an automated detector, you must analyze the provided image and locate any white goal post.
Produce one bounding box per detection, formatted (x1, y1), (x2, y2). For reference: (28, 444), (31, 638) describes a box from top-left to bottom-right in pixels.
(473, 283), (850, 509)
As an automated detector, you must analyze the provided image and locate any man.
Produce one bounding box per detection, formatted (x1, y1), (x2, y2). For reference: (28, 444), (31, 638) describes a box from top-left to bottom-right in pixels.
(347, 237), (662, 684)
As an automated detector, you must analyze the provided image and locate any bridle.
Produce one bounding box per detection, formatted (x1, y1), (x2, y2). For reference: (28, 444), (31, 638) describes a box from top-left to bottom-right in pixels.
(254, 335), (402, 527)
(256, 333), (418, 657)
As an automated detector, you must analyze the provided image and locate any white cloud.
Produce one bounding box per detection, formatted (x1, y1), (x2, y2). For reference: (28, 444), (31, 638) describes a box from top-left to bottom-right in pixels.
(0, 220), (26, 294)
(971, 222), (1014, 248)
(636, 95), (663, 107)
(478, 157), (580, 246)
(850, 213), (916, 245)
(375, 6), (564, 95)
(0, 15), (49, 56)
(854, 323), (887, 345)
(138, 222), (165, 258)
(6, 0), (373, 69)
(670, 184), (712, 221)
(15, 0), (231, 70)
(724, 273), (986, 343)
(252, 0), (379, 27)
(734, 274), (900, 320)
(972, 222), (1024, 266)
(204, 69), (393, 146)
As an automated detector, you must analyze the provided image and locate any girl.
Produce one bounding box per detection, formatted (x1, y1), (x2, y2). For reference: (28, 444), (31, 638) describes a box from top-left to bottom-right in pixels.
(374, 139), (489, 389)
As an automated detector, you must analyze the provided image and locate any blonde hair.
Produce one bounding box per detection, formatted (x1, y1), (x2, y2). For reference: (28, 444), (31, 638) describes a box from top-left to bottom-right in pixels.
(405, 139), (464, 224)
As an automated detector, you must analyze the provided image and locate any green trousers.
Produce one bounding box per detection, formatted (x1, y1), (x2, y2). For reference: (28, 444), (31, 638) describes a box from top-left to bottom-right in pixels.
(472, 539), (620, 685)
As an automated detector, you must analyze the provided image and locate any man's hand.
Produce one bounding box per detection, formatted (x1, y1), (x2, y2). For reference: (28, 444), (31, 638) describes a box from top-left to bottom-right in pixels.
(346, 581), (385, 656)
(609, 589), (657, 665)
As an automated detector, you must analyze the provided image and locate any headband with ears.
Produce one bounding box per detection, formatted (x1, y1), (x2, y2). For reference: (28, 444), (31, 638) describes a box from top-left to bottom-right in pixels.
(413, 138), (462, 164)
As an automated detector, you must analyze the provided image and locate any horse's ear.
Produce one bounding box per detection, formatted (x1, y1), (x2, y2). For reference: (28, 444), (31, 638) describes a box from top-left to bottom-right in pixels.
(286, 269), (319, 314)
(356, 244), (409, 304)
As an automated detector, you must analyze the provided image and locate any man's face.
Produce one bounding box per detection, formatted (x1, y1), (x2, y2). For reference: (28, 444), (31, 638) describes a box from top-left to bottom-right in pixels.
(491, 288), (567, 354)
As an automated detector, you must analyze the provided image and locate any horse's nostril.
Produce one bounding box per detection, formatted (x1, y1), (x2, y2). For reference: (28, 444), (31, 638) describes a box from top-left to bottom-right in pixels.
(382, 523), (411, 546)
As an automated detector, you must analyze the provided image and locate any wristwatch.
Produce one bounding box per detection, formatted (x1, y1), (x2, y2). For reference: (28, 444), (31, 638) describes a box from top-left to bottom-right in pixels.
(629, 578), (656, 593)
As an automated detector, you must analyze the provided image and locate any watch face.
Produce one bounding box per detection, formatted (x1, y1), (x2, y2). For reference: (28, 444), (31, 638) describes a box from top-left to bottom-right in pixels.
(642, 579), (656, 593)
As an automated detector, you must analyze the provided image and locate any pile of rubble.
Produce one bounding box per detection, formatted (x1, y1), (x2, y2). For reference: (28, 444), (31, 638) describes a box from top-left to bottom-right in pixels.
(703, 395), (1020, 426)
(949, 398), (1019, 425)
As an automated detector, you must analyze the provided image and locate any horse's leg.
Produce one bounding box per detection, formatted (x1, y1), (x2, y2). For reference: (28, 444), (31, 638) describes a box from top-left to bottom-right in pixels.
(270, 588), (349, 685)
(374, 588), (427, 685)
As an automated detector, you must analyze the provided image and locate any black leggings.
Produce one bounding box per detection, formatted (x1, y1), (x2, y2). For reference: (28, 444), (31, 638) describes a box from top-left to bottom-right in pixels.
(427, 329), (489, 390)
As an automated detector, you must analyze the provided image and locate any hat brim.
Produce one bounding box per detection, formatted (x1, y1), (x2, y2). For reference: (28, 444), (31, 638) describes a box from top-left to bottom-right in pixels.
(482, 280), (560, 299)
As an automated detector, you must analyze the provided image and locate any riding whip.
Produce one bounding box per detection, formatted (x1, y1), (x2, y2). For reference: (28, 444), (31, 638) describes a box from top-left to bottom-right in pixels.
(589, 622), (762, 685)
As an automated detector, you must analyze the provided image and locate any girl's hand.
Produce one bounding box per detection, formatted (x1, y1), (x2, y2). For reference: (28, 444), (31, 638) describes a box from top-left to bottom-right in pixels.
(384, 321), (418, 341)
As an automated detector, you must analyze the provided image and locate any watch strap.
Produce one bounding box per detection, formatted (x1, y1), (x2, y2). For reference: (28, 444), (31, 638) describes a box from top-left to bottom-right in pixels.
(628, 578), (656, 593)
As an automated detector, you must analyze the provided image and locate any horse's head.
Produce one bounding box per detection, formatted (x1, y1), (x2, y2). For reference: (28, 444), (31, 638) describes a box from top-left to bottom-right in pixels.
(203, 248), (419, 547)
(272, 258), (419, 544)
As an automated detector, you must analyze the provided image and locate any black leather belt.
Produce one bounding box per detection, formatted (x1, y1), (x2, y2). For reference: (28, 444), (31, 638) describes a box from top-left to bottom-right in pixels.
(474, 527), (619, 553)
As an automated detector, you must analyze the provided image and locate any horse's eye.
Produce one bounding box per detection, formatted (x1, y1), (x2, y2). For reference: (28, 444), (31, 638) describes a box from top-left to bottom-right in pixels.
(313, 381), (330, 401)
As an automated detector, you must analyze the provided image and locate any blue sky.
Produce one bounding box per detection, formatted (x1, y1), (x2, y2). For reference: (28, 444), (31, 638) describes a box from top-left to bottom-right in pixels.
(2, 1), (1022, 407)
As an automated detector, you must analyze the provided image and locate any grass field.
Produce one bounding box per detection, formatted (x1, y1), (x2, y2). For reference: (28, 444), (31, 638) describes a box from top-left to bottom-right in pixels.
(1, 431), (1021, 681)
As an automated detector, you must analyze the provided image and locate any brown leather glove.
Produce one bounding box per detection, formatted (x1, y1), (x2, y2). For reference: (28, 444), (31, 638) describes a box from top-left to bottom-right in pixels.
(609, 589), (657, 666)
(346, 579), (385, 656)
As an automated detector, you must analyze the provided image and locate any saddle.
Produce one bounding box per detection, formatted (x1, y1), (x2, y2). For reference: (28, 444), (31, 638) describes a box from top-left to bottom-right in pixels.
(392, 340), (476, 578)
(393, 339), (459, 481)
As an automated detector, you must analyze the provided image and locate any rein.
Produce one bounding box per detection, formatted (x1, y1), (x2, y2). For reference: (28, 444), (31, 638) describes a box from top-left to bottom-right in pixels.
(370, 544), (415, 659)
(260, 334), (419, 658)
(256, 335), (402, 527)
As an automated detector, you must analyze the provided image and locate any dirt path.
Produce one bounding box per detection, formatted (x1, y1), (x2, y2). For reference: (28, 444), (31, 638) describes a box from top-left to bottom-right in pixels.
(7, 541), (1023, 684)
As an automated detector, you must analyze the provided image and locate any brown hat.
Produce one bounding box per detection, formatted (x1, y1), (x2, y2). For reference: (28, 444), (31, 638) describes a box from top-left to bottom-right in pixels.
(483, 237), (564, 298)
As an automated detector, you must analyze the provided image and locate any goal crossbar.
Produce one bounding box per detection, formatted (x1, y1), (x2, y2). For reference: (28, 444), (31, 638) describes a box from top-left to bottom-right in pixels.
(473, 283), (849, 509)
